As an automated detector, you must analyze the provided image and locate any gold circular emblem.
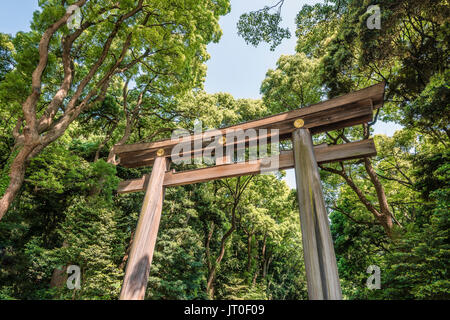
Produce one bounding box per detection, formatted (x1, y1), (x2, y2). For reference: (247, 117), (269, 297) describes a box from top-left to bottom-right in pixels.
(156, 149), (165, 157)
(219, 136), (227, 145)
(294, 119), (305, 128)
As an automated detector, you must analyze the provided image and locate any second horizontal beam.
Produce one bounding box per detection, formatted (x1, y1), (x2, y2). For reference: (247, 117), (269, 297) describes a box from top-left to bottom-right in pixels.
(117, 139), (376, 194)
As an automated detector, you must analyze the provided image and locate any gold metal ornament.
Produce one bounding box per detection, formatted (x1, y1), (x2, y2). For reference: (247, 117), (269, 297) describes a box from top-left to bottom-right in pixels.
(294, 119), (305, 128)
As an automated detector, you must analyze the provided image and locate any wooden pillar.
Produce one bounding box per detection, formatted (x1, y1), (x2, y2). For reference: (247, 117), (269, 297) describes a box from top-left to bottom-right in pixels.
(292, 128), (342, 300)
(119, 156), (168, 300)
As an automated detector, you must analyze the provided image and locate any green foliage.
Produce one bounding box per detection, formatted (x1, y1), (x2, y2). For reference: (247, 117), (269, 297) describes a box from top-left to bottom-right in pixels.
(237, 3), (291, 51)
(1, 0), (449, 301)
(290, 0), (450, 300)
(0, 130), (127, 299)
(0, 33), (14, 82)
(222, 278), (268, 300)
(402, 71), (450, 144)
(261, 53), (323, 113)
(0, 147), (21, 198)
(380, 200), (449, 299)
(295, 2), (344, 57)
(365, 156), (450, 300)
(51, 197), (126, 299)
(413, 150), (449, 202)
(145, 186), (208, 300)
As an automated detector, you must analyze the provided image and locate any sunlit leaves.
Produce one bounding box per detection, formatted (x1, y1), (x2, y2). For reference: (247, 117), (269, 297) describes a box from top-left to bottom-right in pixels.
(237, 4), (291, 51)
(261, 53), (322, 113)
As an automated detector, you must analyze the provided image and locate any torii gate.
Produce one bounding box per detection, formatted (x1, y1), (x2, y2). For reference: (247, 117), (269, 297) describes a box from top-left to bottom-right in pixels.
(113, 82), (385, 300)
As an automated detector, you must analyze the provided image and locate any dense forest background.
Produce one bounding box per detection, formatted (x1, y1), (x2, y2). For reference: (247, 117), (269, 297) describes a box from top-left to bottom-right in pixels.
(0, 0), (448, 300)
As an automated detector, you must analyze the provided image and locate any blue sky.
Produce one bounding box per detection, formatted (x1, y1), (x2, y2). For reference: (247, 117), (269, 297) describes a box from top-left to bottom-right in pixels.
(204, 0), (318, 98)
(1, 0), (402, 188)
(0, 1), (39, 34)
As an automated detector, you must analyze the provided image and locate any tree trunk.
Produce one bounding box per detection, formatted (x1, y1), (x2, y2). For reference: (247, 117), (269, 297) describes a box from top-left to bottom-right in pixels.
(206, 224), (234, 297)
(247, 234), (252, 272)
(320, 160), (394, 238)
(119, 230), (135, 271)
(206, 202), (238, 298)
(252, 270), (258, 286)
(364, 157), (394, 236)
(0, 145), (37, 220)
(0, 2), (146, 221)
(50, 266), (68, 289)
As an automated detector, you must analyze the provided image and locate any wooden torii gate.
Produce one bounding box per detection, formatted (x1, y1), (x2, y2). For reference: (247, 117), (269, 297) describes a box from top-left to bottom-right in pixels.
(113, 82), (385, 300)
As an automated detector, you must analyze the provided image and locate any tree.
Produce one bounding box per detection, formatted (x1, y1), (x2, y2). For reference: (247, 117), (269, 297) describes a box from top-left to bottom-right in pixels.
(261, 53), (323, 113)
(0, 33), (14, 82)
(0, 133), (123, 299)
(253, 0), (449, 238)
(0, 0), (231, 220)
(237, 0), (291, 51)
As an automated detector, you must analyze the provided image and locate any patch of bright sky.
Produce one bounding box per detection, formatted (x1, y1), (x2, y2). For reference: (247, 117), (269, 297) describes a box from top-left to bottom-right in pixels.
(0, 1), (39, 35)
(1, 0), (402, 189)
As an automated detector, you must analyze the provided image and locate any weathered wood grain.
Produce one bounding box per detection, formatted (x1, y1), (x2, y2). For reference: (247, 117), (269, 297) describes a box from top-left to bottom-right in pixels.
(118, 99), (375, 168)
(119, 156), (167, 300)
(292, 128), (342, 300)
(117, 139), (376, 194)
(113, 82), (384, 163)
